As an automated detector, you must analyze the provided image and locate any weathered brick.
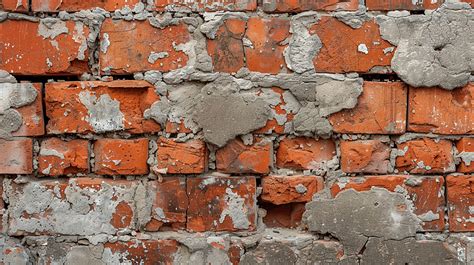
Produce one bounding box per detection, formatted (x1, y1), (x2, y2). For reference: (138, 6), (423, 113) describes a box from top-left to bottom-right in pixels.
(276, 137), (336, 170)
(311, 17), (394, 73)
(0, 0), (28, 11)
(261, 175), (324, 205)
(146, 178), (188, 231)
(0, 19), (89, 75)
(456, 138), (474, 173)
(207, 18), (246, 73)
(261, 0), (358, 12)
(447, 175), (474, 232)
(38, 138), (89, 176)
(396, 138), (455, 174)
(103, 239), (179, 264)
(187, 176), (257, 232)
(152, 0), (256, 11)
(408, 84), (474, 134)
(244, 17), (290, 74)
(340, 140), (390, 174)
(254, 87), (297, 134)
(94, 138), (149, 175)
(0, 138), (33, 174)
(366, 0), (443, 10)
(100, 19), (191, 74)
(261, 202), (305, 228)
(156, 138), (207, 174)
(331, 175), (446, 231)
(329, 81), (407, 134)
(10, 83), (45, 137)
(45, 81), (160, 134)
(31, 0), (141, 12)
(216, 138), (272, 174)
(7, 178), (139, 235)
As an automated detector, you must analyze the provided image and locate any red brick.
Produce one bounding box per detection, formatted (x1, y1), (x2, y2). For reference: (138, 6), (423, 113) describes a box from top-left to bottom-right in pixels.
(187, 176), (257, 232)
(261, 175), (324, 205)
(100, 19), (191, 74)
(45, 81), (160, 134)
(447, 175), (474, 232)
(0, 138), (33, 174)
(329, 81), (407, 134)
(254, 87), (297, 134)
(340, 140), (390, 174)
(216, 138), (272, 174)
(10, 83), (45, 137)
(408, 84), (474, 135)
(276, 137), (336, 170)
(396, 138), (455, 174)
(366, 0), (443, 10)
(94, 138), (149, 175)
(261, 0), (358, 12)
(7, 178), (138, 235)
(207, 18), (246, 73)
(0, 20), (89, 75)
(152, 0), (256, 11)
(0, 0), (28, 11)
(244, 17), (290, 74)
(38, 138), (89, 176)
(456, 138), (474, 173)
(261, 202), (305, 228)
(331, 175), (446, 231)
(32, 0), (141, 12)
(156, 138), (207, 174)
(146, 178), (188, 231)
(104, 239), (179, 264)
(311, 17), (394, 73)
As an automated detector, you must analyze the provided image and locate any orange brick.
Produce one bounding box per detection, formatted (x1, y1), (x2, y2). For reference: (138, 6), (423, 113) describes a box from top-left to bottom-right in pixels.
(254, 87), (296, 134)
(31, 0), (141, 11)
(0, 138), (33, 174)
(396, 138), (455, 174)
(207, 18), (246, 73)
(100, 19), (191, 74)
(261, 0), (358, 12)
(331, 175), (446, 231)
(408, 84), (474, 135)
(1, 0), (28, 11)
(38, 138), (89, 176)
(216, 138), (272, 174)
(261, 202), (305, 228)
(0, 20), (89, 75)
(329, 81), (407, 134)
(146, 178), (188, 231)
(366, 0), (443, 10)
(276, 137), (336, 170)
(456, 138), (474, 173)
(156, 138), (207, 174)
(10, 83), (45, 137)
(7, 178), (138, 235)
(104, 240), (179, 264)
(187, 176), (257, 232)
(45, 81), (160, 134)
(152, 0), (256, 11)
(244, 17), (290, 74)
(94, 138), (149, 175)
(311, 17), (394, 73)
(261, 175), (324, 205)
(340, 140), (390, 174)
(447, 175), (474, 232)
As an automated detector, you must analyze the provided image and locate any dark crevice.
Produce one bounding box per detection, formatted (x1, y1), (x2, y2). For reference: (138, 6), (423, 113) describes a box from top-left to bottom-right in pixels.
(358, 73), (401, 82)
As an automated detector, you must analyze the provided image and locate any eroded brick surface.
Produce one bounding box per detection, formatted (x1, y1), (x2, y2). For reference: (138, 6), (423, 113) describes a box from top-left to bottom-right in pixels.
(45, 81), (160, 134)
(94, 138), (149, 175)
(38, 138), (89, 176)
(31, 0), (141, 11)
(456, 138), (474, 173)
(0, 138), (33, 174)
(447, 175), (474, 232)
(216, 138), (272, 174)
(156, 138), (207, 174)
(276, 137), (336, 170)
(187, 176), (257, 232)
(261, 175), (324, 205)
(340, 140), (390, 174)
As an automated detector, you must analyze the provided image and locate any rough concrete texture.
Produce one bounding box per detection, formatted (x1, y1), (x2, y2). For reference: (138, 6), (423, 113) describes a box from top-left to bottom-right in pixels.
(377, 2), (474, 89)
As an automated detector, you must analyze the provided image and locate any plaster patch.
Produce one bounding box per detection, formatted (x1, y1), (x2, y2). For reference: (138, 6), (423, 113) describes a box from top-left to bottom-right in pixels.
(78, 91), (125, 133)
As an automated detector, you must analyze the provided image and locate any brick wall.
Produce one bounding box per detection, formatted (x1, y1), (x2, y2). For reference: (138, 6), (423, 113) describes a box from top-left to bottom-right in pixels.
(0, 0), (473, 263)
